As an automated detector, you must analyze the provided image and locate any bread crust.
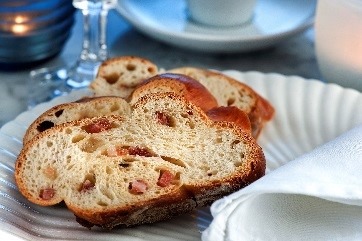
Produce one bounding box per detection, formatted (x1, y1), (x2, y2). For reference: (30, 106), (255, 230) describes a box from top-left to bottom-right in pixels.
(169, 67), (275, 137)
(206, 106), (252, 133)
(131, 73), (218, 112)
(15, 93), (265, 229)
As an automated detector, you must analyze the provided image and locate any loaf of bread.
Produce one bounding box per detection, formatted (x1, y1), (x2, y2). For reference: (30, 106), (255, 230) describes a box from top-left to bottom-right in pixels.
(90, 56), (158, 99)
(23, 96), (131, 144)
(169, 67), (275, 137)
(15, 93), (265, 229)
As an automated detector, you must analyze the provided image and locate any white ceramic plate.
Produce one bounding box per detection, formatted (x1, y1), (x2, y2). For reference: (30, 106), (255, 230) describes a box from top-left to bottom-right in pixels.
(116, 0), (316, 53)
(1, 71), (361, 240)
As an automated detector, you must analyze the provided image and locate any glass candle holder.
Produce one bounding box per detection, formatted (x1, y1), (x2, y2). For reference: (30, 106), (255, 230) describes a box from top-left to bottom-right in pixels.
(0, 0), (75, 68)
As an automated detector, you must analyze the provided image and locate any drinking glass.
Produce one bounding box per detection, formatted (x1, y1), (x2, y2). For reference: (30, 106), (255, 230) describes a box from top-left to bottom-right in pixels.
(28, 0), (117, 107)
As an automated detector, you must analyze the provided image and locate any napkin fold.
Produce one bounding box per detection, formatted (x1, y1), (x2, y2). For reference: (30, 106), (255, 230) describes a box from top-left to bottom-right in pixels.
(202, 125), (362, 241)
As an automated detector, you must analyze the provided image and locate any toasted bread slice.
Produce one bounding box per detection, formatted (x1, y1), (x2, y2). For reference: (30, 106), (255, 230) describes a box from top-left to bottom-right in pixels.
(15, 93), (265, 229)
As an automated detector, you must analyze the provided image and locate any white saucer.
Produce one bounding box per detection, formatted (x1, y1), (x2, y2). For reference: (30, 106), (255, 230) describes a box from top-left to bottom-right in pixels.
(116, 0), (316, 53)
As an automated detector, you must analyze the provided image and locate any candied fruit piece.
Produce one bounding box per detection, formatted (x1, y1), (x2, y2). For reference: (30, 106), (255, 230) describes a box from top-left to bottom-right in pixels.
(128, 180), (148, 194)
(82, 118), (112, 133)
(39, 187), (55, 200)
(157, 170), (174, 187)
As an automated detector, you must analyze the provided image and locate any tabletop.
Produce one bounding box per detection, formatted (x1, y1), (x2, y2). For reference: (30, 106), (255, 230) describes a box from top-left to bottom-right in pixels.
(0, 10), (322, 127)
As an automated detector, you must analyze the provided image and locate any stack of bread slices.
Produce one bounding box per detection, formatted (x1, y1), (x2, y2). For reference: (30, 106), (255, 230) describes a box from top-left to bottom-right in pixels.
(15, 56), (274, 229)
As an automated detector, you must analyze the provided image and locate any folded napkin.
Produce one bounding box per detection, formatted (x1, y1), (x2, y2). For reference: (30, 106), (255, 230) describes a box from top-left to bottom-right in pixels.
(202, 125), (362, 241)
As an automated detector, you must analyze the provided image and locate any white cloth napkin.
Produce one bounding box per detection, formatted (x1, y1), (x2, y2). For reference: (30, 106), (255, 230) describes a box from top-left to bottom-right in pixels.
(202, 124), (362, 241)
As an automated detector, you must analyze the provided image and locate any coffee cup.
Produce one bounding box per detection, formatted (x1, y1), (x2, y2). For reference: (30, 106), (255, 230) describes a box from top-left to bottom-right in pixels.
(187, 0), (257, 27)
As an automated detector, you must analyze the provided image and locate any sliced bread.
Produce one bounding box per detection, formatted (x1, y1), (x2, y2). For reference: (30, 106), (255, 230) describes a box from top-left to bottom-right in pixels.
(23, 96), (131, 144)
(15, 93), (265, 229)
(131, 73), (252, 132)
(89, 56), (158, 99)
(89, 57), (274, 137)
(169, 67), (275, 137)
(24, 73), (251, 144)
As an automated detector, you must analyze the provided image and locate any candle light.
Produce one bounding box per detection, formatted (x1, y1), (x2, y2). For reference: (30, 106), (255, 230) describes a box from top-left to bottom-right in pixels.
(0, 14), (32, 35)
(12, 17), (31, 34)
(14, 15), (30, 24)
(0, 0), (75, 67)
(315, 0), (362, 91)
(11, 24), (29, 34)
(12, 15), (34, 35)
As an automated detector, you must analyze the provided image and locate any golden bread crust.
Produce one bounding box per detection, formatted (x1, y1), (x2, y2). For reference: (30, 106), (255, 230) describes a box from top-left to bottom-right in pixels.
(90, 56), (158, 99)
(131, 73), (218, 112)
(169, 67), (275, 137)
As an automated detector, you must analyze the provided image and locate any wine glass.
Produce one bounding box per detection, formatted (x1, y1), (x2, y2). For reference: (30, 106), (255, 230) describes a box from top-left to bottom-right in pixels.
(28, 0), (117, 107)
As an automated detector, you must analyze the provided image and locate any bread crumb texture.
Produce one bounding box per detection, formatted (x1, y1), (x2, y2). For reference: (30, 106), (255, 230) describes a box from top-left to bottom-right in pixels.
(15, 93), (265, 228)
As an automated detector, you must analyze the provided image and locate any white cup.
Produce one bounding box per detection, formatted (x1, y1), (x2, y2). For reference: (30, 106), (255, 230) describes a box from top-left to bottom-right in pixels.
(315, 0), (362, 91)
(187, 0), (257, 27)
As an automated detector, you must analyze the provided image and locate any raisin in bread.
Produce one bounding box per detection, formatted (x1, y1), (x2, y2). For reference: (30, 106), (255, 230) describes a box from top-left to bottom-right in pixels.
(90, 56), (158, 99)
(23, 96), (131, 144)
(169, 67), (275, 137)
(15, 93), (265, 229)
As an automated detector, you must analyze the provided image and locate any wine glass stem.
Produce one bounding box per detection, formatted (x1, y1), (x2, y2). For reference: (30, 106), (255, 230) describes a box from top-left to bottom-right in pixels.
(80, 6), (107, 63)
(68, 0), (115, 88)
